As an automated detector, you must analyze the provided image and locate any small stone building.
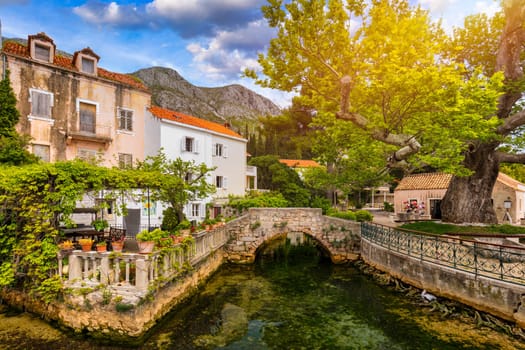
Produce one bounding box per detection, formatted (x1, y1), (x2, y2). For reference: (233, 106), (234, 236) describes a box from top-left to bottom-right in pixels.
(394, 172), (525, 224)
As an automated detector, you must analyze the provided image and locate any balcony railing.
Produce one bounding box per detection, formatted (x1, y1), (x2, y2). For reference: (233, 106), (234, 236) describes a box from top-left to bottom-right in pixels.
(361, 222), (525, 286)
(60, 225), (229, 299)
(246, 165), (257, 176)
(68, 123), (112, 144)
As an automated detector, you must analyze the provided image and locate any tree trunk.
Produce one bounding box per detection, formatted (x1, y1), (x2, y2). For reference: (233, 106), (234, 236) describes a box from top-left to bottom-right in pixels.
(441, 145), (499, 224)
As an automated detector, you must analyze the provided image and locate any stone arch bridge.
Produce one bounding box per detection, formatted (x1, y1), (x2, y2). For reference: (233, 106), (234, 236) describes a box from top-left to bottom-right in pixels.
(223, 208), (361, 264)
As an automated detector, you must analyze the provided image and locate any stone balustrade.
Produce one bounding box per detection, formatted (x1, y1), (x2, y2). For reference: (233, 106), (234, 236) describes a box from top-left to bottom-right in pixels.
(61, 225), (229, 303)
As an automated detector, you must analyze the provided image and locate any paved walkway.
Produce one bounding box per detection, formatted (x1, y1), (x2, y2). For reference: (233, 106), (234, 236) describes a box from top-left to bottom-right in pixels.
(369, 210), (401, 227)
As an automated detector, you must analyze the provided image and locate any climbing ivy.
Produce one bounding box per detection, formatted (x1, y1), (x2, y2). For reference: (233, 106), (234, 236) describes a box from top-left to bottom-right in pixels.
(0, 160), (164, 301)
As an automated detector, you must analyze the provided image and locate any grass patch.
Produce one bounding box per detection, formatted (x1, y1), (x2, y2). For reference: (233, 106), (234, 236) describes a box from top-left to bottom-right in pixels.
(400, 222), (525, 235)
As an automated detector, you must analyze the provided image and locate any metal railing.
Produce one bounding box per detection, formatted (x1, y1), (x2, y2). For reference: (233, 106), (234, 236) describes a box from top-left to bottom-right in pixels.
(361, 222), (525, 286)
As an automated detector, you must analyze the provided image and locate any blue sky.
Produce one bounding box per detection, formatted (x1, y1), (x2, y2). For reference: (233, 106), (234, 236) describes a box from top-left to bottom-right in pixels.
(0, 0), (500, 108)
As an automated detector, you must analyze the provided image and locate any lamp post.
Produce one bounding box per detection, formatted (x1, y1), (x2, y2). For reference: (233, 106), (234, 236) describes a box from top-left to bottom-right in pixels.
(504, 198), (512, 223)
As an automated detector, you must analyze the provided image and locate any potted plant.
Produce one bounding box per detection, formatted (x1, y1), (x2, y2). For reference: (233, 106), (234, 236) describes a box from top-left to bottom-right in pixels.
(78, 238), (94, 252)
(92, 218), (109, 232)
(96, 241), (107, 252)
(59, 240), (74, 251)
(136, 229), (161, 254)
(111, 238), (125, 252)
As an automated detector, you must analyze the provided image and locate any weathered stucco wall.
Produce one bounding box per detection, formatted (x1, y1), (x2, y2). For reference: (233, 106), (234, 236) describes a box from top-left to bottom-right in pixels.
(361, 239), (525, 328)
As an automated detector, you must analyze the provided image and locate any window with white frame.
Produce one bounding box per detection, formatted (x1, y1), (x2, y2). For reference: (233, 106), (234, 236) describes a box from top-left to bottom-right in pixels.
(29, 89), (53, 119)
(213, 143), (223, 156)
(117, 108), (133, 132)
(191, 203), (201, 217)
(118, 153), (133, 169)
(215, 176), (227, 189)
(81, 57), (95, 74)
(32, 144), (50, 162)
(34, 43), (51, 62)
(79, 102), (96, 133)
(181, 137), (199, 153)
(213, 143), (228, 157)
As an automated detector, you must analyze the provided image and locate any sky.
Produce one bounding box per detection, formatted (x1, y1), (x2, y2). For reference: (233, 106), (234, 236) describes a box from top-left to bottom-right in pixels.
(0, 0), (501, 108)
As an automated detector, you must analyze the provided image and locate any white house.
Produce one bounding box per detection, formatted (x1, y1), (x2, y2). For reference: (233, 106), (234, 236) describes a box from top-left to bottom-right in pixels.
(145, 106), (250, 224)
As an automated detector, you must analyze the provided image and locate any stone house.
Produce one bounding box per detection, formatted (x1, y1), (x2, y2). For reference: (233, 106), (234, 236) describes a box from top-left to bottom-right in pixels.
(394, 172), (525, 224)
(1, 32), (151, 167)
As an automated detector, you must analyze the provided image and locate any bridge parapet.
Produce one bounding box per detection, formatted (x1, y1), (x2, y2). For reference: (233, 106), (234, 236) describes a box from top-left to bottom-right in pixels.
(224, 208), (361, 264)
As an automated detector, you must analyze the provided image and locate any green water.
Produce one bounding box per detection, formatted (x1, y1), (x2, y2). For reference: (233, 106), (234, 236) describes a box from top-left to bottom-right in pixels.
(1, 238), (524, 349)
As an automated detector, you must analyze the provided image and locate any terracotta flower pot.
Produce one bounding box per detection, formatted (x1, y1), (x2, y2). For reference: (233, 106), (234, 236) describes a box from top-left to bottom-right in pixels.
(80, 243), (93, 252)
(111, 241), (124, 252)
(137, 241), (155, 254)
(96, 244), (107, 252)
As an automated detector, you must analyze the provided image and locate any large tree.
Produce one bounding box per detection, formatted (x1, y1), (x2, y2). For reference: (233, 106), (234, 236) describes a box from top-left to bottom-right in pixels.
(0, 70), (37, 165)
(247, 0), (524, 223)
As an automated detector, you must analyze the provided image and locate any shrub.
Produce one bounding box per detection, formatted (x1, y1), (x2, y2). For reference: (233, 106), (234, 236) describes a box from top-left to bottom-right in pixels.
(328, 210), (356, 221)
(355, 210), (373, 222)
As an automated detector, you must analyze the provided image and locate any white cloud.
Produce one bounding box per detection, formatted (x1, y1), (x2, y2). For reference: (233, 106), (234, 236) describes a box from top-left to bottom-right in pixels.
(475, 1), (500, 17)
(420, 0), (457, 13)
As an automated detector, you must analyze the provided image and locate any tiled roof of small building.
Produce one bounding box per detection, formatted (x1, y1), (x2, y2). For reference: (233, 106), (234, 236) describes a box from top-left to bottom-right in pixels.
(279, 159), (321, 168)
(395, 172), (525, 191)
(2, 41), (147, 91)
(149, 106), (244, 139)
(497, 172), (524, 190)
(395, 173), (452, 191)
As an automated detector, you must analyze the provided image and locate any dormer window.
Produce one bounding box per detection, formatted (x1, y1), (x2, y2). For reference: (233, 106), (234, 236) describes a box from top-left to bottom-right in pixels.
(28, 32), (55, 63)
(34, 44), (51, 62)
(73, 47), (100, 75)
(81, 57), (95, 74)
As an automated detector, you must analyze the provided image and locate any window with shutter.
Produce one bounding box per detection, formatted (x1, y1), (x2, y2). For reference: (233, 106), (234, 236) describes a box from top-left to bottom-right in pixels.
(79, 102), (96, 133)
(29, 89), (53, 119)
(183, 137), (194, 152)
(118, 153), (133, 169)
(118, 108), (133, 132)
(81, 57), (95, 74)
(34, 43), (51, 62)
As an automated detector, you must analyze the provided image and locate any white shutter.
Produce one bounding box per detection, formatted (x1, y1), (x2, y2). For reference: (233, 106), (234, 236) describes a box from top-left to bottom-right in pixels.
(200, 203), (205, 218)
(194, 140), (199, 154)
(223, 177), (228, 189)
(181, 138), (186, 152)
(212, 143), (217, 156)
(223, 145), (228, 158)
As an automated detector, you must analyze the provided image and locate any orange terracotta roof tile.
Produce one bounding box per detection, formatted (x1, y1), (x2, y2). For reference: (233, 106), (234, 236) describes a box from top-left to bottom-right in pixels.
(395, 173), (452, 191)
(149, 106), (244, 139)
(279, 159), (321, 168)
(2, 41), (147, 91)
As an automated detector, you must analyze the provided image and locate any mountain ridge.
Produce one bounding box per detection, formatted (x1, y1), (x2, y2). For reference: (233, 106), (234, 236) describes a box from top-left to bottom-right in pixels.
(132, 67), (282, 124)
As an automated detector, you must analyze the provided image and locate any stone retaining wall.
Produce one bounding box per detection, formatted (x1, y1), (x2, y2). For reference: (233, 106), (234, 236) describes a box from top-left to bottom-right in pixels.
(361, 239), (525, 328)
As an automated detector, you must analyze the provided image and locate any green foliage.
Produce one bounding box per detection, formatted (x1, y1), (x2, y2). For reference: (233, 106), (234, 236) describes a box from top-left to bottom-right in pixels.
(310, 196), (332, 214)
(136, 228), (167, 242)
(327, 210), (356, 221)
(400, 222), (525, 235)
(383, 202), (394, 212)
(0, 160), (165, 302)
(228, 191), (289, 212)
(137, 150), (215, 224)
(247, 0), (506, 177)
(355, 210), (374, 222)
(91, 218), (108, 232)
(0, 71), (37, 165)
(248, 155), (311, 207)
